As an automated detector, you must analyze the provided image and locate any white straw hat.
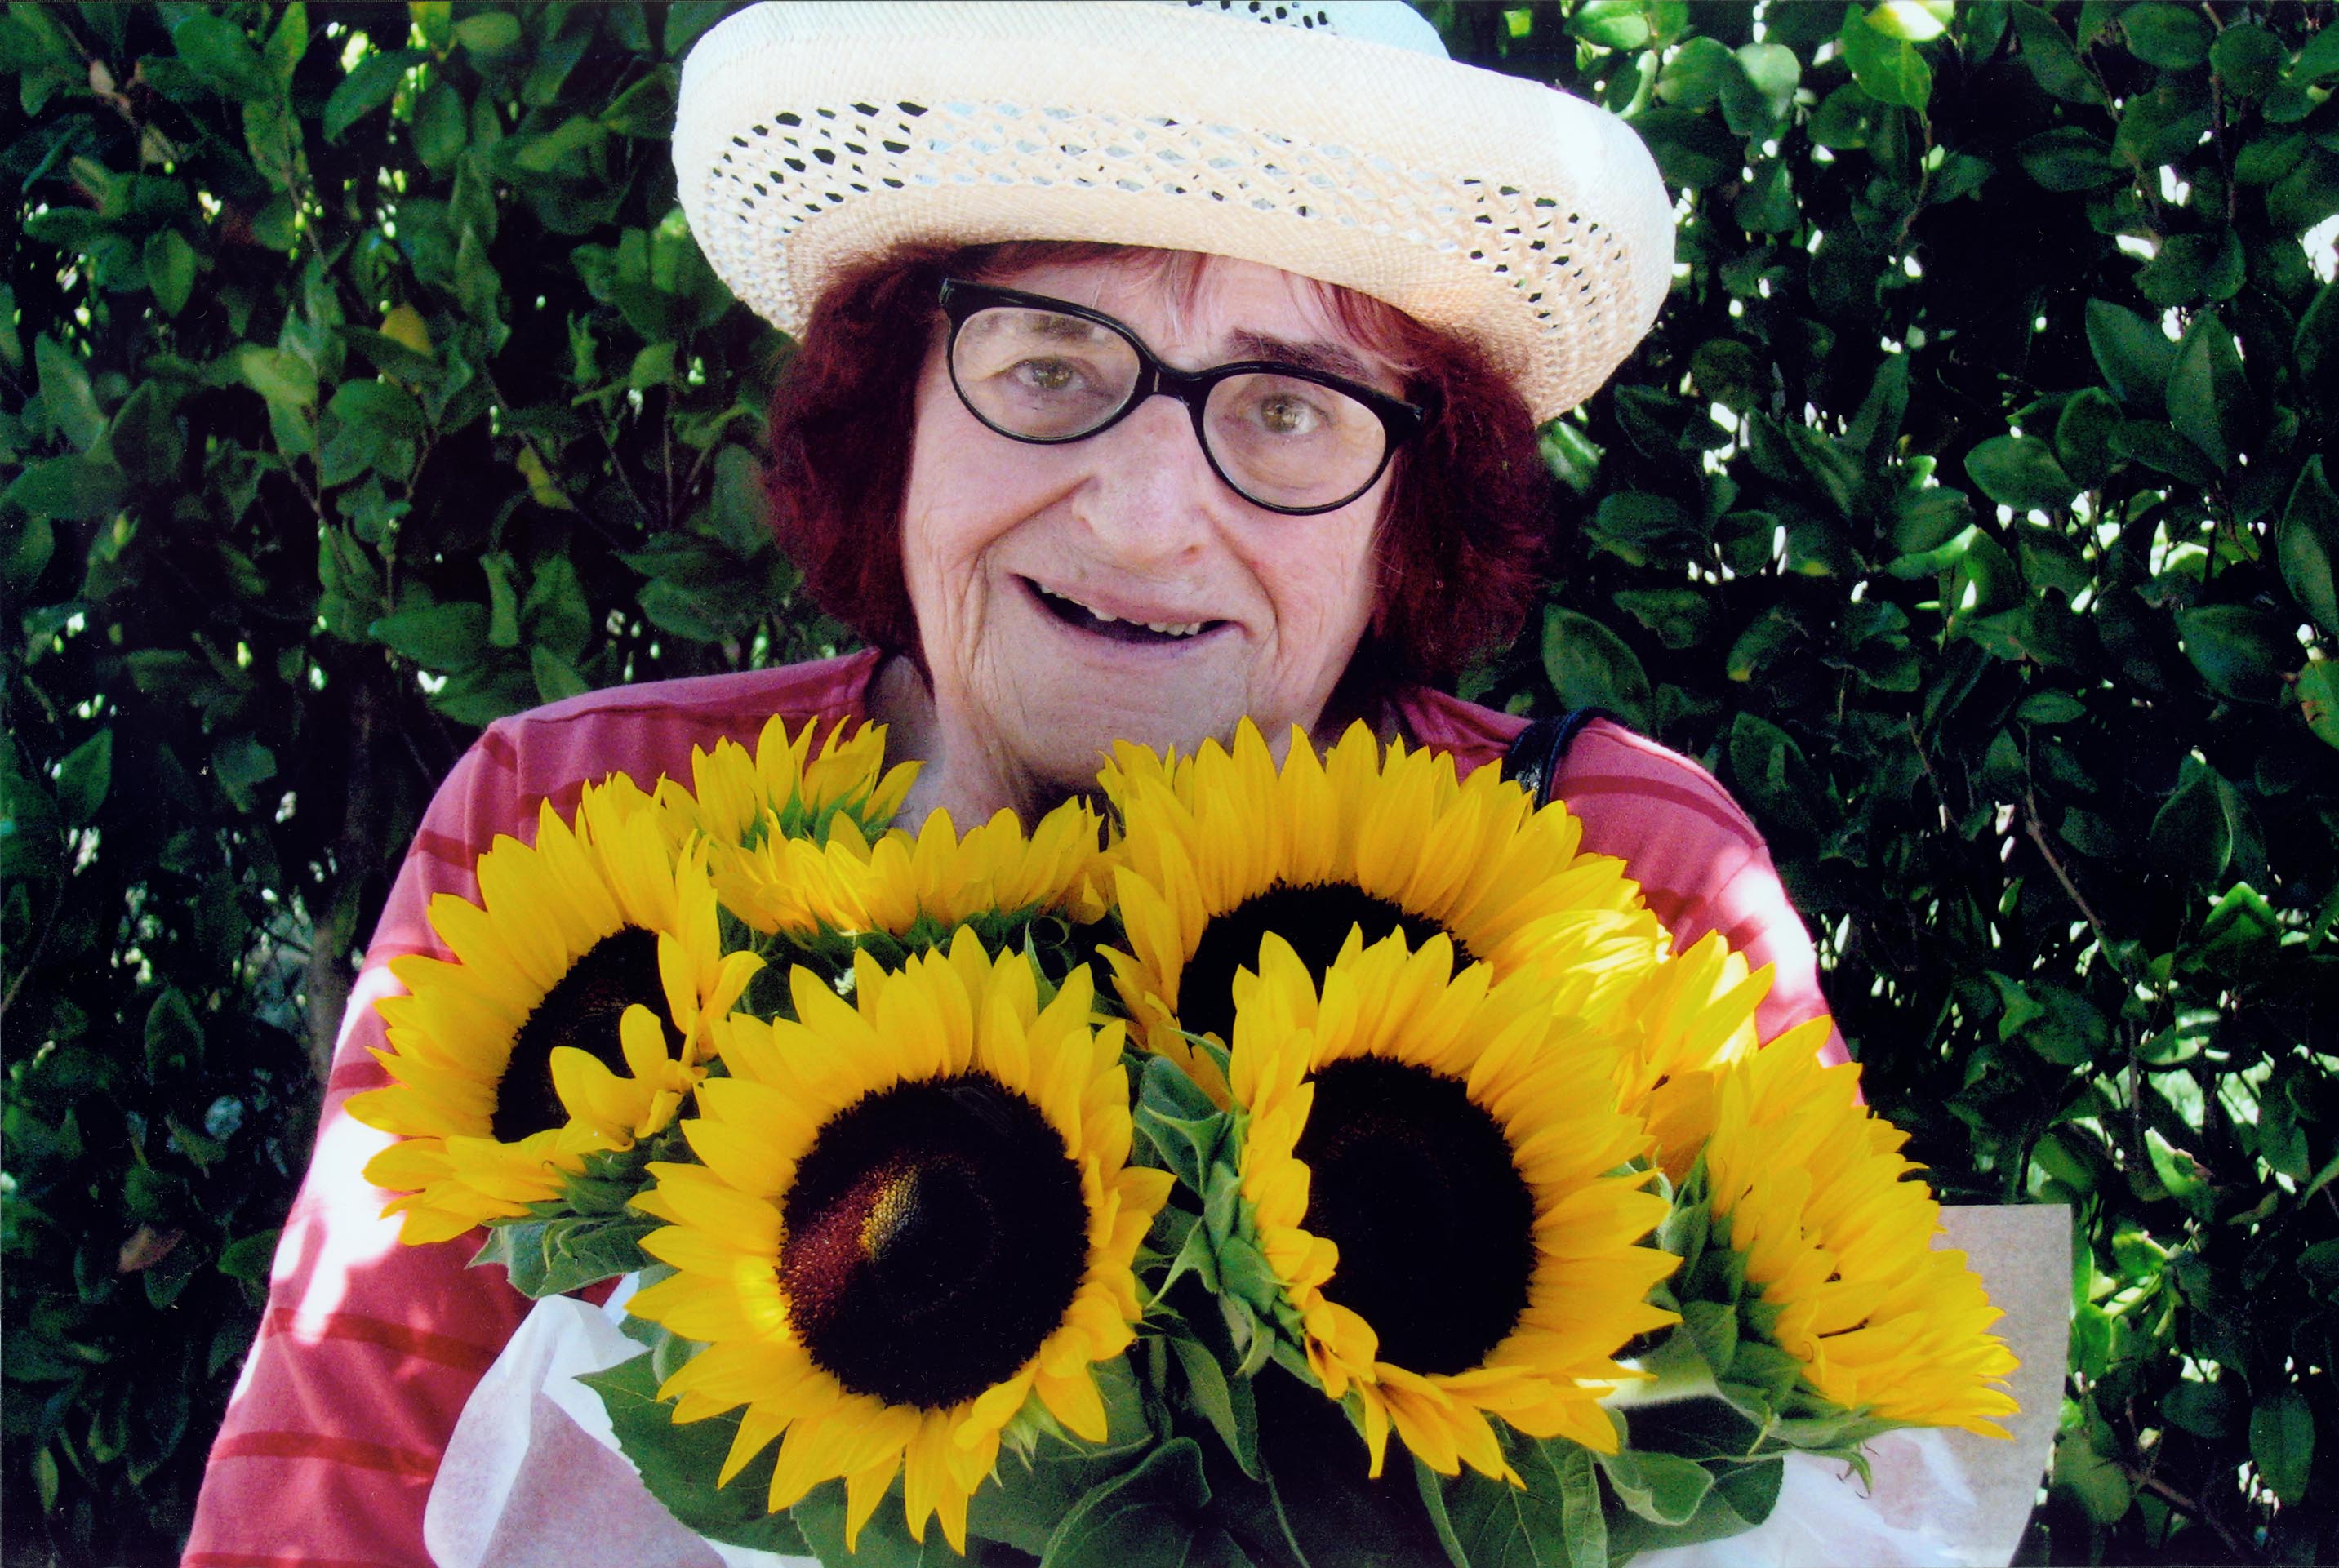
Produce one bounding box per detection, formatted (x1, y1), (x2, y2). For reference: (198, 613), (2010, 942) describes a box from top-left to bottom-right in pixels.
(672, 1), (1675, 423)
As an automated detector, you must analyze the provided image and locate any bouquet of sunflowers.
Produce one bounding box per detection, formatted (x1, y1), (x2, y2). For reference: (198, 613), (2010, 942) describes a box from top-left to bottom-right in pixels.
(351, 717), (2020, 1567)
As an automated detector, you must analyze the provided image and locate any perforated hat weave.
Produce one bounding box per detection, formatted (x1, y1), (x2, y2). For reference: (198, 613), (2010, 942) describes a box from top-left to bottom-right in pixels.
(672, 1), (1676, 423)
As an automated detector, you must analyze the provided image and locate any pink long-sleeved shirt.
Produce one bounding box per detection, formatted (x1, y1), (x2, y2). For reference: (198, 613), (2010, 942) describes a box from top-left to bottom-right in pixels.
(183, 650), (1841, 1566)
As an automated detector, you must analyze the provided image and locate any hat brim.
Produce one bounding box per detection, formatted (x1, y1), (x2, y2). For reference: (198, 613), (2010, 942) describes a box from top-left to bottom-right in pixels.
(674, 2), (1675, 423)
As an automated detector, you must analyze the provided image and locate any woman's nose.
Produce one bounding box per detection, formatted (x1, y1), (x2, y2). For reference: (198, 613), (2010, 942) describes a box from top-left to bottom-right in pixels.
(1067, 394), (1220, 562)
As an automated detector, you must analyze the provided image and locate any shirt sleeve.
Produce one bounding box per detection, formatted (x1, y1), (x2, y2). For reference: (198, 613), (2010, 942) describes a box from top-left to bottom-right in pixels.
(183, 733), (533, 1568)
(1553, 720), (1848, 1065)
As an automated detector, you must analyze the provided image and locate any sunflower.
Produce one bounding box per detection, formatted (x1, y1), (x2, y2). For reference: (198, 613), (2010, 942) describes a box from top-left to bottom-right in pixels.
(696, 788), (1108, 944)
(1225, 929), (1679, 1482)
(656, 713), (916, 857)
(624, 933), (1172, 1552)
(1701, 1037), (2020, 1437)
(653, 715), (915, 936)
(349, 776), (762, 1245)
(1606, 931), (1785, 1179)
(1102, 720), (1668, 1103)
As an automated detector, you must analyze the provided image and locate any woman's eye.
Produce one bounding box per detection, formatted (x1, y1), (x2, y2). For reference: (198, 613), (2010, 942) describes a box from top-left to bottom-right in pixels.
(1255, 393), (1325, 436)
(1014, 358), (1083, 393)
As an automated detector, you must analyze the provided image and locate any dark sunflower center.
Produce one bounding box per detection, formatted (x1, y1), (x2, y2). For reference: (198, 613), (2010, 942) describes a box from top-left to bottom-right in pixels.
(780, 1073), (1089, 1410)
(491, 925), (675, 1144)
(1296, 1056), (1536, 1375)
(1180, 882), (1465, 1042)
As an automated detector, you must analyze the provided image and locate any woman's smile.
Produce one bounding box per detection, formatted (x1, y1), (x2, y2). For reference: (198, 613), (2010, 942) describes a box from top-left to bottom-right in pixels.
(1019, 575), (1232, 649)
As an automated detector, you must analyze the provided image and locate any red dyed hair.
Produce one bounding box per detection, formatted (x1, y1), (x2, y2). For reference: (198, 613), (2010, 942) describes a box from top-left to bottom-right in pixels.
(763, 242), (1557, 691)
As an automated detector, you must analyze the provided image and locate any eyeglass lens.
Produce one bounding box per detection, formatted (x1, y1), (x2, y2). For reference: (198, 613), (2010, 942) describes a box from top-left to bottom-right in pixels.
(949, 304), (1394, 513)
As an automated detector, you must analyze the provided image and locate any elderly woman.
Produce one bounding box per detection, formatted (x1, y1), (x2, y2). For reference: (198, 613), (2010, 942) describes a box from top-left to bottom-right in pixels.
(184, 5), (1841, 1562)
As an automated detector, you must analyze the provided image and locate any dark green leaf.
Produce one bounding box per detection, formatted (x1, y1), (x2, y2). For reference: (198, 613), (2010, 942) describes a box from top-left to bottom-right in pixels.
(3, 514), (56, 593)
(1727, 711), (1825, 843)
(142, 230), (197, 318)
(2292, 22), (2339, 83)
(530, 646), (591, 704)
(2249, 1388), (2313, 1504)
(2151, 757), (2238, 884)
(1808, 81), (1882, 149)
(603, 68), (679, 139)
(338, 326), (438, 384)
(2266, 147), (2339, 235)
(322, 47), (421, 141)
(36, 334), (107, 452)
(2209, 24), (2285, 98)
(453, 11), (522, 54)
(110, 383), (183, 486)
(2011, 4), (2106, 104)
(2163, 313), (2248, 469)
(1839, 3), (1932, 109)
(369, 602), (491, 672)
(1631, 109), (1739, 189)
(430, 663), (539, 726)
(55, 731), (112, 823)
(1165, 1331), (1261, 1481)
(1612, 588), (1715, 651)
(235, 344), (318, 411)
(1846, 353), (1910, 456)
(1966, 435), (2077, 511)
(2297, 660), (2339, 751)
(1720, 43), (1799, 138)
(2109, 420), (2219, 486)
(2085, 299), (2177, 407)
(2174, 603), (2296, 701)
(216, 1229), (282, 1284)
(2121, 4), (2212, 70)
(210, 735), (278, 815)
(2054, 388), (2121, 488)
(2298, 282), (2339, 395)
(1733, 157), (1798, 233)
(2054, 1428), (2133, 1525)
(2277, 458), (2339, 635)
(1541, 607), (1652, 729)
(413, 82), (468, 173)
(1567, 0), (1662, 51)
(2016, 127), (2125, 191)
(3, 454), (129, 522)
(2137, 230), (2243, 307)
(172, 11), (273, 99)
(1656, 35), (1732, 109)
(144, 987), (205, 1075)
(1040, 1437), (1212, 1568)
(1586, 491), (1699, 564)
(1598, 1446), (1714, 1526)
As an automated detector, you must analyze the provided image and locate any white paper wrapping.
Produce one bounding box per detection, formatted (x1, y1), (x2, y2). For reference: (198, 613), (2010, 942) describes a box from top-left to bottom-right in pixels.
(424, 1205), (2068, 1566)
(423, 1291), (813, 1568)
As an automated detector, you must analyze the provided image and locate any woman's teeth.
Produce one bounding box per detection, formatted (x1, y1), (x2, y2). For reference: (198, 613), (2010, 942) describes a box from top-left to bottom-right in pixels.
(1036, 584), (1210, 641)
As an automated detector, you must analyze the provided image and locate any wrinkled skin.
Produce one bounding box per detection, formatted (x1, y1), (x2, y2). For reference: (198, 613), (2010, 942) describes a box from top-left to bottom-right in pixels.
(874, 253), (1403, 826)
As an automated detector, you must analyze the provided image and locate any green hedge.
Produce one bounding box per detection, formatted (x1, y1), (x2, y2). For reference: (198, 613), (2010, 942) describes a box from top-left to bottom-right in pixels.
(3, 2), (2336, 1563)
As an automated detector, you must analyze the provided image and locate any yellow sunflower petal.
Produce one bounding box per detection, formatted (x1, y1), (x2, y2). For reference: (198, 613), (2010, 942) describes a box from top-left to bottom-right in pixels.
(1705, 1038), (2018, 1434)
(625, 942), (1167, 1546)
(1225, 927), (1672, 1481)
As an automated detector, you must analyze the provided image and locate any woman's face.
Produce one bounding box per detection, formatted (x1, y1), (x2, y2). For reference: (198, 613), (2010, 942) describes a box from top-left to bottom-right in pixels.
(898, 254), (1399, 797)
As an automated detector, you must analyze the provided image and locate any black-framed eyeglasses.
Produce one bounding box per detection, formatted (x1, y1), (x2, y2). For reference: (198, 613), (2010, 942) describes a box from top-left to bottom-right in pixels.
(937, 279), (1430, 517)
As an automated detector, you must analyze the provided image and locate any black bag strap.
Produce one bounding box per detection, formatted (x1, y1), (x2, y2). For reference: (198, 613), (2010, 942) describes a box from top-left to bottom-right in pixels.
(1500, 707), (1616, 808)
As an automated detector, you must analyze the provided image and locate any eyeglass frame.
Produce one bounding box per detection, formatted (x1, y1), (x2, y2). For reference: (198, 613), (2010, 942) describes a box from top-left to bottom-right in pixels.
(936, 278), (1433, 517)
